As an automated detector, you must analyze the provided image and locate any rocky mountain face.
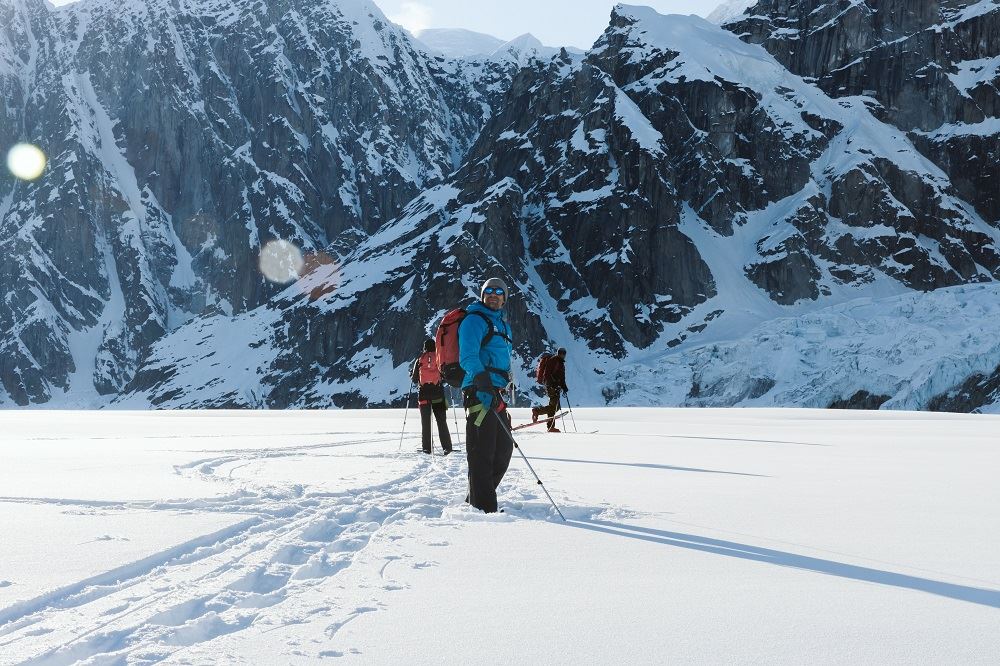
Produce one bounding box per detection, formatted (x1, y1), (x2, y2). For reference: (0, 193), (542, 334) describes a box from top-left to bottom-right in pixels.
(0, 0), (509, 405)
(118, 4), (1000, 413)
(728, 0), (1000, 225)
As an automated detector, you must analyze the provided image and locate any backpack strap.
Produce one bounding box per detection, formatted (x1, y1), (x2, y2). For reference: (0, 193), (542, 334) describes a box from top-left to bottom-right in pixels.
(467, 311), (512, 383)
(468, 311), (512, 348)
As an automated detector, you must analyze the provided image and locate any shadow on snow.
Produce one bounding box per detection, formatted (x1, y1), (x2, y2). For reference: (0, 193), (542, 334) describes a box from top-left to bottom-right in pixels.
(527, 456), (768, 477)
(568, 519), (1000, 609)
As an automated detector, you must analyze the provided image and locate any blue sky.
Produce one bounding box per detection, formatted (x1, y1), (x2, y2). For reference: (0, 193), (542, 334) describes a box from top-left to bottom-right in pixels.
(47, 0), (725, 51)
(374, 1), (723, 49)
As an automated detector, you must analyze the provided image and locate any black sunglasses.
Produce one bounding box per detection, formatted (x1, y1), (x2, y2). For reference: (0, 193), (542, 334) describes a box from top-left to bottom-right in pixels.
(483, 287), (506, 296)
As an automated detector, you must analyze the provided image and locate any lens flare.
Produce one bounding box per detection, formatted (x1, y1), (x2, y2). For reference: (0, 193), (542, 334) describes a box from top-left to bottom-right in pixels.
(259, 240), (305, 284)
(6, 143), (47, 181)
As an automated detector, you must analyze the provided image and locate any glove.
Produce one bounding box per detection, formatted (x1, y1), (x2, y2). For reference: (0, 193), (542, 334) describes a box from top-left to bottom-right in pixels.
(476, 390), (495, 411)
(562, 387), (569, 394)
(473, 371), (493, 392)
(473, 372), (497, 411)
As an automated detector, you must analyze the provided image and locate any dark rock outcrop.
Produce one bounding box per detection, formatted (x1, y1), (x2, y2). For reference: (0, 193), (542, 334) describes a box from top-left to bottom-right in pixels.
(729, 0), (1000, 224)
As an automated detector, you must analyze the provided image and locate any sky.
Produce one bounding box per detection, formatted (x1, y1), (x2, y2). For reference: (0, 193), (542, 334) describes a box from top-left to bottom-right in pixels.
(375, 1), (723, 49)
(47, 0), (725, 50)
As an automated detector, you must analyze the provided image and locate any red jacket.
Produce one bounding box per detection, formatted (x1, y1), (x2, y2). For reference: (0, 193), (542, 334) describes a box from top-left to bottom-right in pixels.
(547, 355), (567, 391)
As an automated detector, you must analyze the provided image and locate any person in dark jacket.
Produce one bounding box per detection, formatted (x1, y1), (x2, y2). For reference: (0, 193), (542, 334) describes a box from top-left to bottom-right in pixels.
(460, 277), (514, 513)
(411, 339), (452, 455)
(532, 348), (568, 432)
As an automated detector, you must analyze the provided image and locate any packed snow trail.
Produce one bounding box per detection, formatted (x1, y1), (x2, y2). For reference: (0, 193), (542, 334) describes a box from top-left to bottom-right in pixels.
(0, 435), (482, 663)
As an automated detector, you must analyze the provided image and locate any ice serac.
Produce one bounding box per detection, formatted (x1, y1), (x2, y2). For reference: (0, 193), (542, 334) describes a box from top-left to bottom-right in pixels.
(124, 5), (1000, 411)
(729, 0), (1000, 224)
(0, 0), (493, 405)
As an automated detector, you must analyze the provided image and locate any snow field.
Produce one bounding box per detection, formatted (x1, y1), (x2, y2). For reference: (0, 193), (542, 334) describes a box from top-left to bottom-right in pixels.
(0, 409), (998, 663)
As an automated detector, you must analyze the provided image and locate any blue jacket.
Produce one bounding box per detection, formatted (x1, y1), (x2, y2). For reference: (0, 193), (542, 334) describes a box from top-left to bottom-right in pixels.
(459, 301), (512, 408)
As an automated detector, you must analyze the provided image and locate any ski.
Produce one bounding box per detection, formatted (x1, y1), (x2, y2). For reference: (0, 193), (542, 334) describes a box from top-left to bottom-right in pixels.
(512, 411), (569, 432)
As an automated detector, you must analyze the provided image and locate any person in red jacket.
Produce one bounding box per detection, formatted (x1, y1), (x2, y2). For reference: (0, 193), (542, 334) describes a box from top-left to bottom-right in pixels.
(532, 348), (569, 432)
(411, 339), (453, 454)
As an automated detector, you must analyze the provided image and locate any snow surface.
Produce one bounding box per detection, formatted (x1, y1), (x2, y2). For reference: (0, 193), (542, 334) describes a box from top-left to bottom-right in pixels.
(1, 409), (998, 663)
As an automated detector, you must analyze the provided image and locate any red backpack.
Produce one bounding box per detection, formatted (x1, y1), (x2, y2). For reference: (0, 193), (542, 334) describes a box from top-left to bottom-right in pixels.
(434, 308), (501, 388)
(415, 351), (441, 385)
(535, 353), (554, 385)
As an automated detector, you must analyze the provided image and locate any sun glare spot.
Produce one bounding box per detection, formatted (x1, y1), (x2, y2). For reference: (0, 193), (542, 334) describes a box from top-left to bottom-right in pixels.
(259, 239), (305, 284)
(6, 143), (47, 181)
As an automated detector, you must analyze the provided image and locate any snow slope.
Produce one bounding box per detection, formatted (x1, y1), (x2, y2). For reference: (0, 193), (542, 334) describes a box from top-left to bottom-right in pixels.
(416, 28), (505, 58)
(1, 409), (998, 663)
(707, 0), (756, 24)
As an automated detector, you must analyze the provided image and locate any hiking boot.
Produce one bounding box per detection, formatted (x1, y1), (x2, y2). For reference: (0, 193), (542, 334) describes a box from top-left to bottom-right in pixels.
(419, 448), (431, 454)
(531, 407), (541, 423)
(547, 427), (561, 433)
(442, 449), (453, 456)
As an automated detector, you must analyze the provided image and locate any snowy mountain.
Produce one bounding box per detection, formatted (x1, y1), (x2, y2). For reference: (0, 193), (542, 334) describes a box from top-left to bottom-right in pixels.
(487, 33), (566, 65)
(416, 28), (505, 59)
(117, 4), (1000, 413)
(0, 0), (499, 405)
(3, 1), (999, 411)
(417, 28), (579, 65)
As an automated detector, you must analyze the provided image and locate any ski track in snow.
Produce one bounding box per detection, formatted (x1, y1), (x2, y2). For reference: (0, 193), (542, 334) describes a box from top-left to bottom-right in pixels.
(0, 431), (573, 663)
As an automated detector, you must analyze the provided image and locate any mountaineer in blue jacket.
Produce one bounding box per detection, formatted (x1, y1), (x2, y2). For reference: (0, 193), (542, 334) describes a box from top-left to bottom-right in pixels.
(460, 277), (514, 513)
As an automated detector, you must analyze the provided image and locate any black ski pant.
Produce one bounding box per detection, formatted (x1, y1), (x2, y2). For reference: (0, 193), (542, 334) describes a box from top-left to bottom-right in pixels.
(544, 384), (562, 430)
(419, 400), (452, 453)
(466, 407), (513, 513)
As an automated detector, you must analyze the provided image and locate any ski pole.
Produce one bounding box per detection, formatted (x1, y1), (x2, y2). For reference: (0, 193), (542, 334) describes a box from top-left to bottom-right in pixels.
(398, 381), (415, 452)
(451, 386), (462, 447)
(563, 391), (578, 433)
(492, 410), (566, 521)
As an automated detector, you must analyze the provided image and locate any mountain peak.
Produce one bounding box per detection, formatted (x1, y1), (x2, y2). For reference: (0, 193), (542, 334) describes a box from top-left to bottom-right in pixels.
(488, 32), (562, 64)
(500, 33), (544, 49)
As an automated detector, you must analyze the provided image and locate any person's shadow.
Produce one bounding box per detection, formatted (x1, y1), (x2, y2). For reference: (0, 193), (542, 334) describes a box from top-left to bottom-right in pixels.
(567, 519), (1000, 609)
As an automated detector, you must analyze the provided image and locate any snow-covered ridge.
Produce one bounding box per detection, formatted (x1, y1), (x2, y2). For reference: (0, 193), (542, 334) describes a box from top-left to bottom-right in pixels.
(486, 33), (563, 64)
(707, 0), (756, 25)
(416, 28), (505, 58)
(419, 28), (575, 66)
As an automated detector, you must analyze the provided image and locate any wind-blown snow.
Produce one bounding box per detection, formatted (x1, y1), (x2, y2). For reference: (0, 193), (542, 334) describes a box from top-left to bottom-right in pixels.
(1, 409), (998, 662)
